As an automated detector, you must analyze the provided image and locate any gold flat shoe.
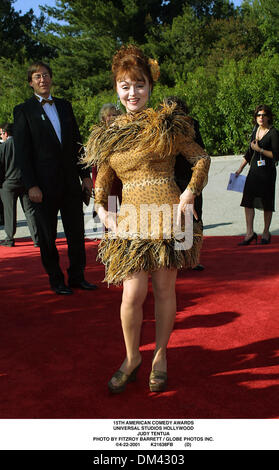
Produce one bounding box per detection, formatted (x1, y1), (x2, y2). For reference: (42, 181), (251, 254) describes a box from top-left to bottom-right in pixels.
(149, 370), (167, 392)
(108, 363), (141, 394)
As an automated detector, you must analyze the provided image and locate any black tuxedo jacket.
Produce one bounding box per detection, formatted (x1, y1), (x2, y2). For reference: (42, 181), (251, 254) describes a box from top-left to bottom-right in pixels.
(13, 95), (90, 197)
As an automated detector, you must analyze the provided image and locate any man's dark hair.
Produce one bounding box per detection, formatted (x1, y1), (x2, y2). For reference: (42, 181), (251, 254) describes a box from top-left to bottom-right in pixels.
(27, 61), (53, 82)
(1, 123), (13, 136)
(253, 104), (273, 125)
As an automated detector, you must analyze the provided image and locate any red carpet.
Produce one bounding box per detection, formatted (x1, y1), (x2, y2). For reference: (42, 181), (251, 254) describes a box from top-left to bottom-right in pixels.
(0, 236), (279, 419)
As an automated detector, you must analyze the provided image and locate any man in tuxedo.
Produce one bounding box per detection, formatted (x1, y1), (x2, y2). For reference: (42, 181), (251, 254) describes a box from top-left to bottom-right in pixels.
(0, 123), (38, 247)
(13, 61), (97, 294)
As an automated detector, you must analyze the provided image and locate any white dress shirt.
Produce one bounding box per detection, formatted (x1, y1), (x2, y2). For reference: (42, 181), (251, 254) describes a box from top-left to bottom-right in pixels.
(35, 93), (62, 143)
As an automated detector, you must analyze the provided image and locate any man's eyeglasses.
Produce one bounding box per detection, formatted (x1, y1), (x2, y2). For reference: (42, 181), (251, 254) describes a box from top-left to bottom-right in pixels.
(256, 113), (267, 117)
(32, 73), (50, 81)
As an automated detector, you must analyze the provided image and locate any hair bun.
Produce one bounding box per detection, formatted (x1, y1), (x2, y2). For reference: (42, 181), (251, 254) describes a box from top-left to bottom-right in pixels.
(148, 58), (160, 82)
(112, 44), (159, 87)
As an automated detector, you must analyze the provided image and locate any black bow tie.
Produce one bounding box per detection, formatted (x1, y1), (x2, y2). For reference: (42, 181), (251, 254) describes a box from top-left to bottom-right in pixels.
(36, 96), (54, 106)
(41, 98), (54, 106)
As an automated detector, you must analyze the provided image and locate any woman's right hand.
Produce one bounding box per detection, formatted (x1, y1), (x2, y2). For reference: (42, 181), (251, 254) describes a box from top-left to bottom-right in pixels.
(235, 157), (248, 176)
(97, 206), (117, 233)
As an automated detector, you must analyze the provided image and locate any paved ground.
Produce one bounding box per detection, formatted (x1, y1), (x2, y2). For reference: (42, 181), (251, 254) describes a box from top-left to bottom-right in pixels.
(1, 155), (279, 242)
(203, 155), (279, 236)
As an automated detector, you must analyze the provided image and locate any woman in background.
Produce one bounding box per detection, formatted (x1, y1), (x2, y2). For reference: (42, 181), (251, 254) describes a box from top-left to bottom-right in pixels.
(236, 105), (279, 245)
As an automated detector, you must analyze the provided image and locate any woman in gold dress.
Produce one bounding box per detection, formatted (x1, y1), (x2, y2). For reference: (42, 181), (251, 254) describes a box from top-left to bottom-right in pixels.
(83, 45), (210, 393)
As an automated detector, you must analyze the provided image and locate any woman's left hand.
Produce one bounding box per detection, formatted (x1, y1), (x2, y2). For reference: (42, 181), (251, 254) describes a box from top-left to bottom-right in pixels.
(251, 139), (261, 153)
(177, 188), (197, 225)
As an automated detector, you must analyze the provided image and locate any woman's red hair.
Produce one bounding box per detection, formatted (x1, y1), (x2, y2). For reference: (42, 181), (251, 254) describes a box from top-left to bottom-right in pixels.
(112, 44), (153, 88)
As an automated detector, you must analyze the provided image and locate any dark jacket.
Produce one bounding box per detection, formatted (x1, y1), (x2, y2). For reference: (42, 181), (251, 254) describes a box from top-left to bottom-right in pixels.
(174, 118), (205, 192)
(13, 95), (90, 197)
(0, 137), (22, 188)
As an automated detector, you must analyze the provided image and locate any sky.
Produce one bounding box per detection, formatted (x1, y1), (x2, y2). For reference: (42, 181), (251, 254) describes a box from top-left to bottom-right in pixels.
(14, 0), (57, 17)
(14, 0), (244, 17)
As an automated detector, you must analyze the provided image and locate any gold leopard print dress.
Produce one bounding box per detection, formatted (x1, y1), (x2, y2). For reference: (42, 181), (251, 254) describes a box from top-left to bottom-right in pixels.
(85, 104), (210, 285)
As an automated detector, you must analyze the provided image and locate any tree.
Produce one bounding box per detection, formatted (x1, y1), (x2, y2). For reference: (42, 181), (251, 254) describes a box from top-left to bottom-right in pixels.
(0, 0), (54, 62)
(39, 0), (237, 96)
(145, 5), (212, 86)
(205, 14), (263, 68)
(39, 0), (169, 98)
(216, 53), (279, 153)
(257, 0), (279, 52)
(239, 0), (279, 52)
(145, 1), (238, 86)
(0, 57), (30, 123)
(0, 1), (55, 123)
(160, 0), (235, 22)
(1, 0), (279, 154)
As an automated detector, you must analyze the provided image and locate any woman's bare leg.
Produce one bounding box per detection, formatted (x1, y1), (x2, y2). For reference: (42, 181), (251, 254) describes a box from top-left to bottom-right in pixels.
(150, 268), (177, 383)
(111, 271), (148, 383)
(244, 207), (255, 238)
(263, 210), (272, 239)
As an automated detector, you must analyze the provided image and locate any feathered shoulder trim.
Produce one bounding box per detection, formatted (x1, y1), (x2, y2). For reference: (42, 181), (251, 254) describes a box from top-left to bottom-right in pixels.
(82, 103), (195, 168)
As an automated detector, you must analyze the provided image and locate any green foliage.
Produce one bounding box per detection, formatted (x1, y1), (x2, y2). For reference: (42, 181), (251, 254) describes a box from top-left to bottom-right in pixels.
(254, 0), (279, 52)
(216, 53), (279, 154)
(0, 1), (54, 123)
(0, 0), (55, 62)
(146, 6), (210, 86)
(39, 0), (170, 98)
(71, 86), (116, 140)
(0, 57), (31, 124)
(2, 0), (279, 154)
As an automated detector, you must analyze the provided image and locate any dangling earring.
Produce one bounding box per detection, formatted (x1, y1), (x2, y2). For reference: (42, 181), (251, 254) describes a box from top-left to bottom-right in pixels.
(116, 95), (121, 110)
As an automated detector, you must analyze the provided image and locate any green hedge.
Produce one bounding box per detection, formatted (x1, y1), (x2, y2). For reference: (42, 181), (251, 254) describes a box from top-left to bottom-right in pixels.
(2, 52), (279, 156)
